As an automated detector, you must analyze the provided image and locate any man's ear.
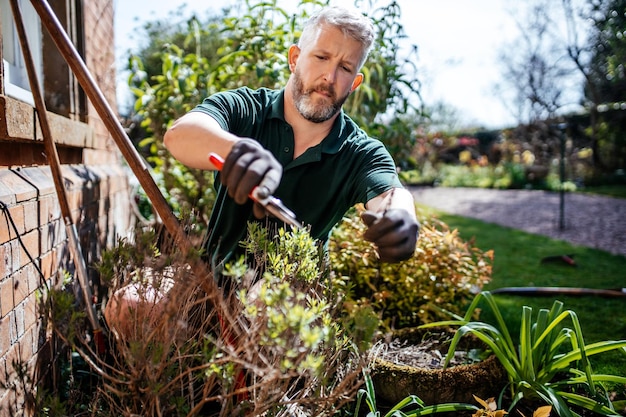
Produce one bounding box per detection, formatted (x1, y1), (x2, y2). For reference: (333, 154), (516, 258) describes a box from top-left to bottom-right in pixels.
(288, 45), (300, 72)
(351, 73), (364, 92)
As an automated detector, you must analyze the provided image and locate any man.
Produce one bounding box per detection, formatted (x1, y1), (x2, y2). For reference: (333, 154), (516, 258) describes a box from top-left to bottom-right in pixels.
(164, 5), (418, 267)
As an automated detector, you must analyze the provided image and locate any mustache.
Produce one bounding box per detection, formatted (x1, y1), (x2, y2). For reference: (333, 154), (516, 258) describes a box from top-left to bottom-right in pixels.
(306, 83), (335, 97)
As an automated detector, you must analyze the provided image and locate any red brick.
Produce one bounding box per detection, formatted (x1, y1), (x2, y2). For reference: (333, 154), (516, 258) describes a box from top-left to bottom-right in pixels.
(9, 241), (19, 276)
(0, 170), (37, 202)
(0, 243), (9, 281)
(2, 240), (20, 281)
(40, 195), (61, 223)
(10, 204), (24, 234)
(22, 201), (39, 233)
(37, 197), (48, 225)
(41, 218), (64, 254)
(0, 143), (21, 167)
(0, 314), (10, 356)
(14, 167), (55, 197)
(5, 204), (24, 240)
(18, 329), (33, 361)
(24, 263), (41, 295)
(39, 252), (53, 281)
(0, 227), (8, 248)
(0, 206), (13, 244)
(0, 356), (6, 393)
(17, 229), (39, 271)
(23, 294), (38, 334)
(4, 345), (24, 412)
(1, 277), (14, 318)
(13, 272), (28, 306)
(0, 0), (123, 411)
(0, 389), (17, 417)
(13, 302), (25, 340)
(45, 198), (58, 223)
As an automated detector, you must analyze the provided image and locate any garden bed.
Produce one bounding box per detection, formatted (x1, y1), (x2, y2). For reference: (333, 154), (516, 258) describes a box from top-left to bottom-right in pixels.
(371, 327), (507, 406)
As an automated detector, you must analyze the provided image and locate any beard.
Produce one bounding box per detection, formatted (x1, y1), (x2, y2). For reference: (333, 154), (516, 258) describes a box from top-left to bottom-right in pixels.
(291, 68), (350, 123)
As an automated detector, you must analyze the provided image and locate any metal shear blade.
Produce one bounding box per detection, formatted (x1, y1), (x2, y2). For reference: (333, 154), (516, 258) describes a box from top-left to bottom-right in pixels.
(209, 152), (303, 230)
(250, 188), (303, 230)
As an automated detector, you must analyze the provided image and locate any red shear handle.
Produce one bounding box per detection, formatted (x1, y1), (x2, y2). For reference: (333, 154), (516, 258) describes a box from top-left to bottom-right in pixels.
(209, 153), (225, 170)
(207, 152), (302, 229)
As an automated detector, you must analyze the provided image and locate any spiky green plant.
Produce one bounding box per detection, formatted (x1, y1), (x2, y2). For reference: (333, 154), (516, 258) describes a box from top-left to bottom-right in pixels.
(421, 291), (626, 416)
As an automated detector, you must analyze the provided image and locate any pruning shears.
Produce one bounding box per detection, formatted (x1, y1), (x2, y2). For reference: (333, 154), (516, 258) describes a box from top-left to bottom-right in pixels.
(209, 152), (303, 230)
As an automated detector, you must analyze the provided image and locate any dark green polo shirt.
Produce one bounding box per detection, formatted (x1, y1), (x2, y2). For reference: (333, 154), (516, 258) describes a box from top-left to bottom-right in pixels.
(192, 86), (402, 265)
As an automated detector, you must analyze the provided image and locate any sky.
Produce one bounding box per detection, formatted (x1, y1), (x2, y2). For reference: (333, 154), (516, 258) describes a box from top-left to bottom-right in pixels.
(113, 0), (523, 129)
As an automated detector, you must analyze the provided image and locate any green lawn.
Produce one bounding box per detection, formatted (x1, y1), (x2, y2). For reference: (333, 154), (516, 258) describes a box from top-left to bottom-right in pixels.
(581, 184), (626, 199)
(417, 204), (626, 379)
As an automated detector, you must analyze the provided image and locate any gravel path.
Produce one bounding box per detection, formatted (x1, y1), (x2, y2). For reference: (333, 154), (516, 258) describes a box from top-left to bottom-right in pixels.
(409, 187), (626, 258)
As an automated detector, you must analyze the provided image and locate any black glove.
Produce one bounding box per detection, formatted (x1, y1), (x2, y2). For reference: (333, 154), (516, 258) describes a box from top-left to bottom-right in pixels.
(361, 209), (420, 263)
(221, 139), (282, 218)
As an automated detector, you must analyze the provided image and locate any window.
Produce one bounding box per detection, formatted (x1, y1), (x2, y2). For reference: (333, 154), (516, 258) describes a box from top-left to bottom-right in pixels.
(1, 0), (43, 105)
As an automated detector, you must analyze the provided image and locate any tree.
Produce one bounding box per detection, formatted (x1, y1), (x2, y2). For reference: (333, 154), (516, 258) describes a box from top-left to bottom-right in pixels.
(498, 0), (576, 125)
(497, 0), (626, 179)
(565, 0), (626, 173)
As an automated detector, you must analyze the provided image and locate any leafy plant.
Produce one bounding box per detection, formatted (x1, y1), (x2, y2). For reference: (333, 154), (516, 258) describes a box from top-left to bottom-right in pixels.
(421, 291), (626, 416)
(329, 206), (493, 329)
(64, 223), (369, 415)
(351, 368), (480, 416)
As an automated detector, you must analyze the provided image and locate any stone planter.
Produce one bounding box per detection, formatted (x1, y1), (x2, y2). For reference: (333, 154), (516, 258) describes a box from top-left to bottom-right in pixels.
(371, 327), (508, 406)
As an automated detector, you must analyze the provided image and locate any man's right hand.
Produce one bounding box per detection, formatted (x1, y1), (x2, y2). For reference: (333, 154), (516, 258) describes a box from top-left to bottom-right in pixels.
(221, 139), (282, 217)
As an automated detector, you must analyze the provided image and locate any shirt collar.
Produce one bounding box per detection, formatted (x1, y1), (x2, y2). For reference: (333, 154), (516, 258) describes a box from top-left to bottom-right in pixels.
(269, 90), (287, 121)
(270, 89), (347, 155)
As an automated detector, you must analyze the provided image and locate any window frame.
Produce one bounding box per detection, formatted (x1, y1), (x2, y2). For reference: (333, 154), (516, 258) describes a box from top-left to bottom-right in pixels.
(1, 0), (43, 106)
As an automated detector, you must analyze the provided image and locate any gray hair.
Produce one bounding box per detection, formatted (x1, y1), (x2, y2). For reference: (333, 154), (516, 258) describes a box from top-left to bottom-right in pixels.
(298, 6), (375, 69)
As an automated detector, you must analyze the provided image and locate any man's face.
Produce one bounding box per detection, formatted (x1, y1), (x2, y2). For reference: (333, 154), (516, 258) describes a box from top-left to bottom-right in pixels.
(290, 24), (364, 123)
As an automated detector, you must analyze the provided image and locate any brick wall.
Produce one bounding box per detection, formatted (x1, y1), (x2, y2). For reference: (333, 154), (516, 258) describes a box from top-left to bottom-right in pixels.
(0, 1), (134, 414)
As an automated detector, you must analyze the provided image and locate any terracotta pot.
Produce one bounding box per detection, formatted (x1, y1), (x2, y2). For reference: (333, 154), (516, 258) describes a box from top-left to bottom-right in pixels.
(371, 327), (508, 406)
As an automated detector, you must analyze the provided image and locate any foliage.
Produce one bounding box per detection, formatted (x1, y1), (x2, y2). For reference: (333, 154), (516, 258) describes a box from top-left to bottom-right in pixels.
(563, 0), (626, 174)
(328, 206), (493, 330)
(349, 368), (480, 416)
(397, 163), (438, 186)
(369, 110), (424, 171)
(57, 223), (368, 416)
(421, 291), (626, 417)
(129, 37), (217, 227)
(590, 113), (626, 176)
(343, 0), (424, 168)
(411, 110), (612, 192)
(583, 0), (626, 108)
(4, 272), (105, 416)
(400, 125), (586, 191)
(400, 162), (578, 192)
(437, 164), (514, 190)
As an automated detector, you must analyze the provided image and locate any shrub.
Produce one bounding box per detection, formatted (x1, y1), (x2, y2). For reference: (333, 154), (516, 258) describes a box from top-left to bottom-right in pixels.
(328, 206), (493, 330)
(44, 223), (369, 416)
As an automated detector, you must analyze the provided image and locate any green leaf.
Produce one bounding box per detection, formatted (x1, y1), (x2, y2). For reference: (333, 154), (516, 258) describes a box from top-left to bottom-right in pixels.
(557, 391), (621, 416)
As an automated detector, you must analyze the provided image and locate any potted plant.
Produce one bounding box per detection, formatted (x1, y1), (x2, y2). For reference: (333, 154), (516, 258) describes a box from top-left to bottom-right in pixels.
(420, 291), (626, 416)
(369, 325), (508, 406)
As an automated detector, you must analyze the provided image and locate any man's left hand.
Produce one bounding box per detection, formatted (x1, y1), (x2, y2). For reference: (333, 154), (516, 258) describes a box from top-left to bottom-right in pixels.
(361, 209), (419, 263)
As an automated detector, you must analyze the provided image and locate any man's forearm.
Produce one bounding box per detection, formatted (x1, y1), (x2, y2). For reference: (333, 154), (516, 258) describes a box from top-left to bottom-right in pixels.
(164, 112), (239, 170)
(366, 187), (417, 219)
